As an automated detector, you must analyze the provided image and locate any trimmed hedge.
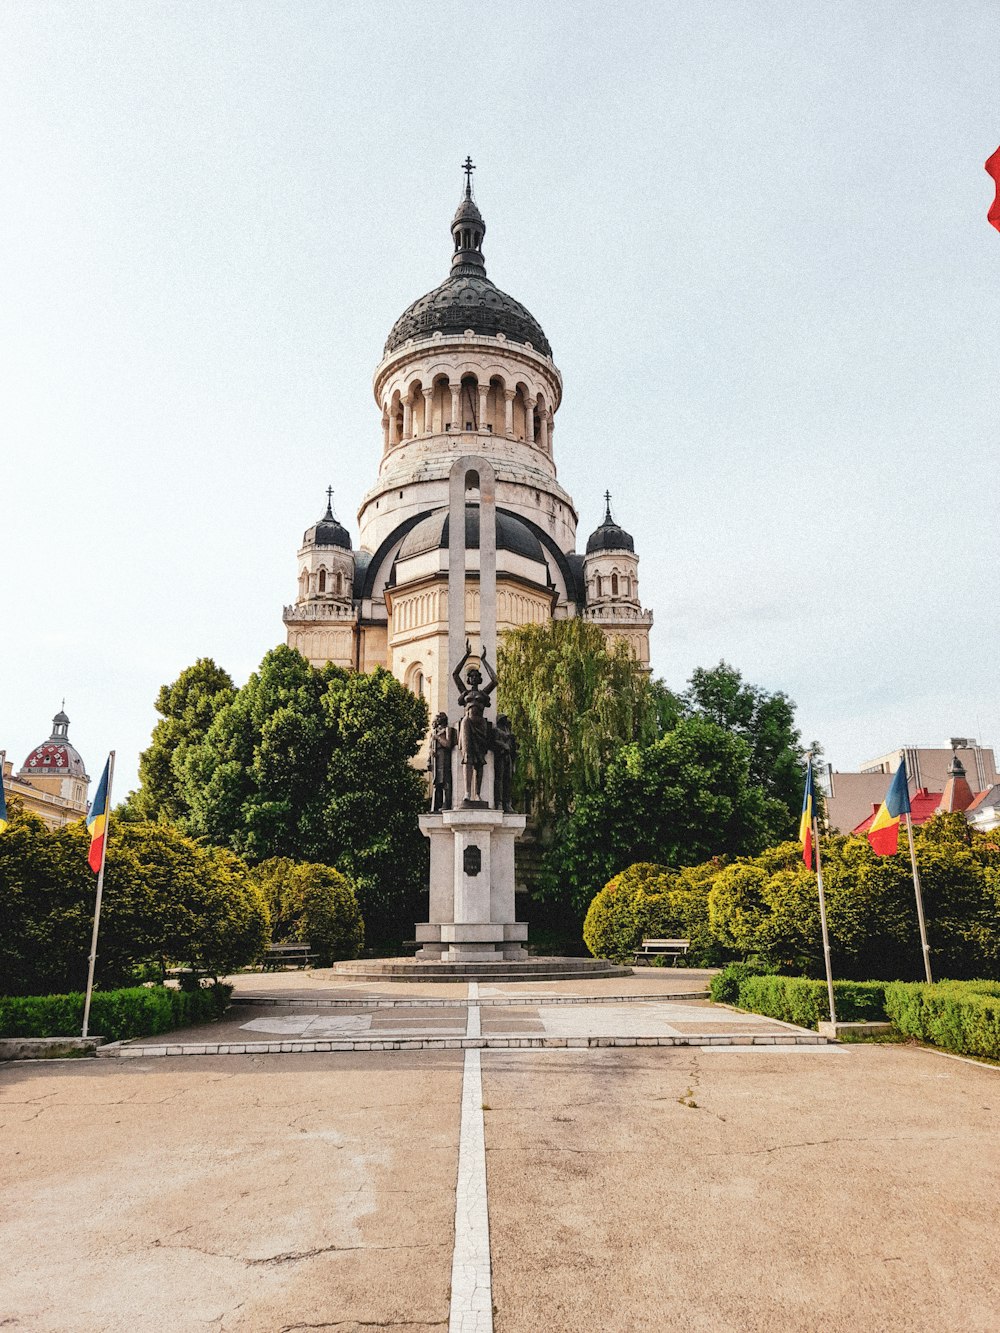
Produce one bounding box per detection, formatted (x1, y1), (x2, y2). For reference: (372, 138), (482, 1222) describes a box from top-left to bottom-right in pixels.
(709, 960), (771, 1004)
(884, 981), (1000, 1060)
(0, 984), (232, 1041)
(736, 975), (889, 1029)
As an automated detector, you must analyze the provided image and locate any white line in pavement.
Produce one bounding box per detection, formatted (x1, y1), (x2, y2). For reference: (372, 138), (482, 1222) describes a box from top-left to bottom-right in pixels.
(449, 1049), (492, 1333)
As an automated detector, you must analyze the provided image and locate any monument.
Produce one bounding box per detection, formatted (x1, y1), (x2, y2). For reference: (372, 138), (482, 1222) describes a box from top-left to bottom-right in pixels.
(414, 456), (529, 962)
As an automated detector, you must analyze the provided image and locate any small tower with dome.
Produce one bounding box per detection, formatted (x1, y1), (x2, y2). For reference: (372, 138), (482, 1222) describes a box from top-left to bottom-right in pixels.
(5, 707), (91, 827)
(283, 489), (358, 668)
(583, 494), (653, 668)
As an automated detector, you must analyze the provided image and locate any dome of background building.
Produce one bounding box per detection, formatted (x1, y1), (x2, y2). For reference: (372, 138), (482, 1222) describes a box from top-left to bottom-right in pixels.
(304, 489), (352, 550)
(383, 162), (552, 359)
(20, 708), (87, 778)
(585, 494), (635, 554)
(398, 506), (546, 565)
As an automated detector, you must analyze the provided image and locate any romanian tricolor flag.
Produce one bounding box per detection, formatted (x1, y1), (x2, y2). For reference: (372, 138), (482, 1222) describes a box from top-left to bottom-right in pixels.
(987, 146), (1000, 234)
(87, 758), (111, 873)
(867, 761), (911, 857)
(799, 757), (815, 869)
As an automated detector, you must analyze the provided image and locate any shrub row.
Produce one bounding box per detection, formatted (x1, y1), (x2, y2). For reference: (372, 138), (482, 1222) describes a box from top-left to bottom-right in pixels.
(735, 975), (889, 1028)
(884, 981), (1000, 1060)
(0, 984), (232, 1041)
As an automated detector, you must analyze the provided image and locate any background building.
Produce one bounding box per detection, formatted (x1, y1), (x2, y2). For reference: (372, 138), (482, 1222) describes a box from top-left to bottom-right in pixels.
(826, 740), (999, 833)
(283, 169), (653, 715)
(3, 708), (90, 829)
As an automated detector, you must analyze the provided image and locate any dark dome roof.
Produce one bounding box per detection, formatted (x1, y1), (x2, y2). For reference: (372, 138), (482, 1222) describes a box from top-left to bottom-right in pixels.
(385, 274), (551, 360)
(586, 498), (635, 555)
(304, 496), (351, 551)
(398, 506), (546, 564)
(384, 173), (552, 359)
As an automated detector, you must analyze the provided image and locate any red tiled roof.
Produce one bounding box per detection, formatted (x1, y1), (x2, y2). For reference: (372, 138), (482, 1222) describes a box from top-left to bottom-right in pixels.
(851, 787), (944, 835)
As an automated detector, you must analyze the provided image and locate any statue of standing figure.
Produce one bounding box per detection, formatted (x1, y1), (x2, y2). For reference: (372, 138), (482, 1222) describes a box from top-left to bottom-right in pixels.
(492, 714), (517, 813)
(453, 640), (497, 805)
(427, 712), (457, 811)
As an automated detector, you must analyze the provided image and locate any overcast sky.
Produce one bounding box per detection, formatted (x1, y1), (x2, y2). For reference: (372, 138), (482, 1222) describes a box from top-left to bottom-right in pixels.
(3, 1), (998, 798)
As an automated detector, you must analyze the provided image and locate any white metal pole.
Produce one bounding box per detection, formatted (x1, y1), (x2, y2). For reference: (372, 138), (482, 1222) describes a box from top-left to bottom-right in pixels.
(904, 812), (934, 985)
(82, 750), (115, 1039)
(813, 815), (837, 1026)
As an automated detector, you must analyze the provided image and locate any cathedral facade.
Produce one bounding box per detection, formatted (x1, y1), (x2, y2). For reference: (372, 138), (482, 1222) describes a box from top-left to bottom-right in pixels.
(283, 168), (652, 718)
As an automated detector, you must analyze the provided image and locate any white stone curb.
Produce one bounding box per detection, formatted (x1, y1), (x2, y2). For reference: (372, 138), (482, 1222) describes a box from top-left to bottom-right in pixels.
(98, 1032), (830, 1059)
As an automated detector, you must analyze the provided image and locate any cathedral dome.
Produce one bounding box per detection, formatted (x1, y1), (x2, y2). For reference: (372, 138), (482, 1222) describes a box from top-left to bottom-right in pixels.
(304, 492), (351, 551)
(585, 495), (635, 554)
(383, 164), (552, 359)
(20, 709), (87, 778)
(398, 506), (545, 564)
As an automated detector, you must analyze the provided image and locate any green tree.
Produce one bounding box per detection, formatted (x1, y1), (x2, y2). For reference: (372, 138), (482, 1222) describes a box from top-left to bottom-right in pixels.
(497, 619), (657, 824)
(126, 658), (236, 821)
(583, 861), (721, 964)
(683, 662), (807, 830)
(552, 717), (790, 913)
(251, 858), (364, 965)
(0, 811), (267, 995)
(173, 646), (428, 942)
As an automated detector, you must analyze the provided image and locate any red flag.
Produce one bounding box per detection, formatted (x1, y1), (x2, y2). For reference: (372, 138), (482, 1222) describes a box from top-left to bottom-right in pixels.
(987, 146), (1000, 234)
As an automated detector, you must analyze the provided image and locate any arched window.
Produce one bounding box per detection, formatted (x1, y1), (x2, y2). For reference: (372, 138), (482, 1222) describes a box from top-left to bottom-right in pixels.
(318, 569), (326, 593)
(611, 573), (619, 597)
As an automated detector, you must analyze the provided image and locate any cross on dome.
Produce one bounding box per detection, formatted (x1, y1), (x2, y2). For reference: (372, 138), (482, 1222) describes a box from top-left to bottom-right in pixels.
(462, 156), (476, 196)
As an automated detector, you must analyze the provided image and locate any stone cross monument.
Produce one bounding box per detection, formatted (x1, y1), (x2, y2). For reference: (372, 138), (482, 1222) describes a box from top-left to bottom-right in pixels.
(414, 455), (528, 962)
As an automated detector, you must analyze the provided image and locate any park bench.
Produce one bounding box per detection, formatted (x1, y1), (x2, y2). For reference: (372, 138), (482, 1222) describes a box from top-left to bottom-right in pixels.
(633, 938), (690, 966)
(262, 943), (316, 971)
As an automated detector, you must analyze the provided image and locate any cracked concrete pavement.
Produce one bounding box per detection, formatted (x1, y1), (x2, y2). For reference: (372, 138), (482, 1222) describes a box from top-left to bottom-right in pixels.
(1, 1053), (460, 1333)
(2, 1023), (999, 1330)
(483, 1044), (1000, 1332)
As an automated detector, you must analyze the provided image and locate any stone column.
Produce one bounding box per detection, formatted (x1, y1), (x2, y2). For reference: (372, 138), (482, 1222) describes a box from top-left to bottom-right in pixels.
(503, 389), (515, 438)
(388, 405), (399, 446)
(402, 399), (412, 439)
(447, 454), (497, 720)
(477, 384), (489, 434)
(539, 407), (549, 452)
(450, 384), (460, 432)
(423, 387), (435, 435)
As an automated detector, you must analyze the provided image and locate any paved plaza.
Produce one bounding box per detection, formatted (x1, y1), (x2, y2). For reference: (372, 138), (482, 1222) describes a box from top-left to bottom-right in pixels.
(2, 971), (999, 1331)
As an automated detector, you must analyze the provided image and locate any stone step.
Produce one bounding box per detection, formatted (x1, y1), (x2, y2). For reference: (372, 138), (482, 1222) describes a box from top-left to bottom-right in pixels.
(101, 1032), (835, 1058)
(330, 956), (633, 982)
(230, 991), (711, 1008)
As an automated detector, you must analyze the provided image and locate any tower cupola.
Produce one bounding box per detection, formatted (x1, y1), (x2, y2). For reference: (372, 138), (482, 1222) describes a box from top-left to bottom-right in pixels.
(451, 157), (486, 275)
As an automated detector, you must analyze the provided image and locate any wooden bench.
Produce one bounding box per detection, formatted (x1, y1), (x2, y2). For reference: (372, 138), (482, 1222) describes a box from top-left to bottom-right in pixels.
(262, 943), (316, 971)
(633, 938), (690, 966)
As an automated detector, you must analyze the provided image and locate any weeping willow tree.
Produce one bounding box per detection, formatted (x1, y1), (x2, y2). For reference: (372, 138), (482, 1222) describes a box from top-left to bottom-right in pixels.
(497, 619), (661, 826)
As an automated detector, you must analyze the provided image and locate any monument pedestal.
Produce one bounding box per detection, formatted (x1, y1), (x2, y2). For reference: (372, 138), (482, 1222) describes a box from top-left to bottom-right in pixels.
(416, 807), (528, 961)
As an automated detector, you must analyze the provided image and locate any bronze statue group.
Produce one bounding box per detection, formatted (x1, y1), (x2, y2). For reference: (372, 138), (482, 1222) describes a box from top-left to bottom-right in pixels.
(427, 642), (517, 813)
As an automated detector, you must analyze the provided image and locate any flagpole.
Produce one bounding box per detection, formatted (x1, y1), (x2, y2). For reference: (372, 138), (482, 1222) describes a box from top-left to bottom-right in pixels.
(82, 750), (115, 1039)
(813, 814), (837, 1025)
(903, 812), (933, 985)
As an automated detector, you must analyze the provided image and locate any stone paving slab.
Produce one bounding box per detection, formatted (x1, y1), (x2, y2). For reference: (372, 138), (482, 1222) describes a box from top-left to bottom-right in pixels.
(107, 997), (807, 1058)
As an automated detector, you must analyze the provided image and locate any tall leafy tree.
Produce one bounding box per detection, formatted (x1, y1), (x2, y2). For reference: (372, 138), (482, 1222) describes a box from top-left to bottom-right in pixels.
(176, 646), (429, 941)
(550, 717), (790, 912)
(128, 658), (236, 821)
(683, 661), (807, 830)
(497, 619), (658, 823)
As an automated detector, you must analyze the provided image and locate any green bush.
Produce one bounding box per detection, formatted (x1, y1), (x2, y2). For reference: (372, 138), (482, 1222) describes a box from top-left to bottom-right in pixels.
(583, 861), (726, 965)
(250, 858), (364, 965)
(0, 983), (232, 1041)
(884, 981), (1000, 1060)
(709, 959), (771, 1004)
(736, 975), (889, 1028)
(0, 811), (268, 995)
